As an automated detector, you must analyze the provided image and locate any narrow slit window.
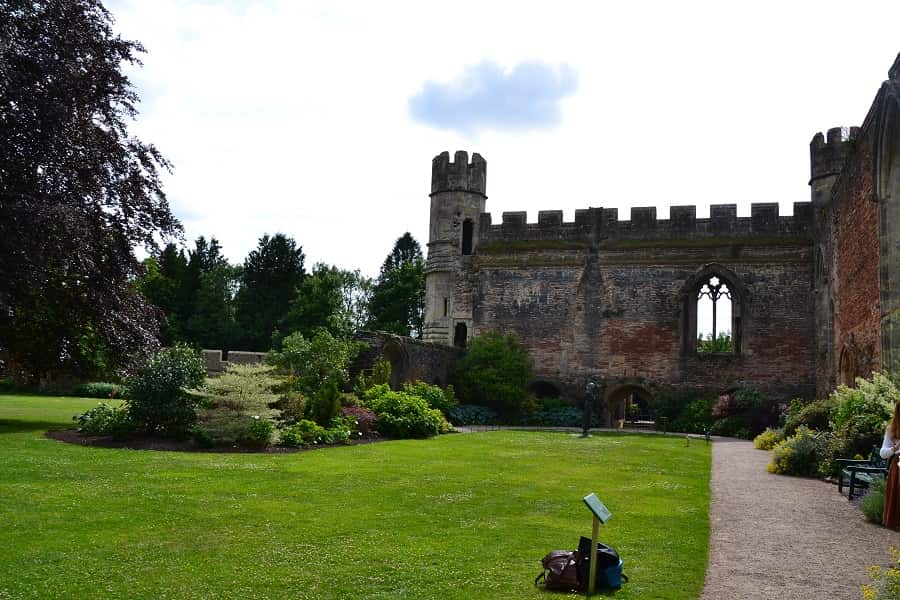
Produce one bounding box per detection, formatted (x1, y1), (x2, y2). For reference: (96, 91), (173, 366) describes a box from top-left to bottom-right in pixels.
(443, 298), (449, 317)
(461, 220), (473, 255)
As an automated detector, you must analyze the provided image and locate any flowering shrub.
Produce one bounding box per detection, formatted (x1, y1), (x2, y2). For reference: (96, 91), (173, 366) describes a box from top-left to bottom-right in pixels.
(862, 547), (900, 600)
(753, 427), (784, 450)
(782, 397), (834, 436)
(127, 344), (206, 436)
(767, 426), (823, 476)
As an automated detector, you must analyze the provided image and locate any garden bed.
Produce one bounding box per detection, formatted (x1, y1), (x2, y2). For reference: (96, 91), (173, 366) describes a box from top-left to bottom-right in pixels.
(46, 428), (383, 453)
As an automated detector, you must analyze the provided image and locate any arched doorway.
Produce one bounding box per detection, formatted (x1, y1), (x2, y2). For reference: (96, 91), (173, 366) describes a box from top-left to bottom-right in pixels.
(605, 384), (653, 429)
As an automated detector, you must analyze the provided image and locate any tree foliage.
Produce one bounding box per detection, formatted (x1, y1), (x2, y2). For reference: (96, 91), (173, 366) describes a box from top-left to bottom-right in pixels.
(0, 0), (179, 383)
(266, 329), (362, 395)
(282, 263), (372, 339)
(367, 233), (425, 337)
(234, 233), (305, 351)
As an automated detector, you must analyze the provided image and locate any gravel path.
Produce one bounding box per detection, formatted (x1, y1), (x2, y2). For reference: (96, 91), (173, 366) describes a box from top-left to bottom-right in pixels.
(701, 438), (898, 599)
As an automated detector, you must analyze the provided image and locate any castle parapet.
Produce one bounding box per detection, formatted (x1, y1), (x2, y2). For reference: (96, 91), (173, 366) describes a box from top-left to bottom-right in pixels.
(431, 150), (487, 196)
(810, 126), (859, 184)
(477, 203), (814, 246)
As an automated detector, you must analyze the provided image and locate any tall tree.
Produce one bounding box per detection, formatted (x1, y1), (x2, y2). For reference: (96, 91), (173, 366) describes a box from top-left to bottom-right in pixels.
(367, 233), (426, 337)
(137, 243), (188, 345)
(281, 264), (371, 339)
(182, 236), (238, 349)
(234, 233), (305, 351)
(0, 0), (179, 383)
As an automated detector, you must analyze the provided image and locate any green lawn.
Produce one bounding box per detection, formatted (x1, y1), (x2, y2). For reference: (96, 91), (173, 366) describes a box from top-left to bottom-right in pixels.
(0, 394), (711, 599)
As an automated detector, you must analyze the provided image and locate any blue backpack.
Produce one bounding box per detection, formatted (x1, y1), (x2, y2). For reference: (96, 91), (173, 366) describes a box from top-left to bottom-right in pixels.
(577, 536), (628, 590)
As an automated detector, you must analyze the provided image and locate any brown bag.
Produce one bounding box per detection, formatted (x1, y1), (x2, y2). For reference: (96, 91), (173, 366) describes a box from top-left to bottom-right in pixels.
(535, 550), (581, 591)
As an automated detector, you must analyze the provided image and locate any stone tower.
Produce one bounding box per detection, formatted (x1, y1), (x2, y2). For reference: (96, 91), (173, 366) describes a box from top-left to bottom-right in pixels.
(809, 126), (858, 394)
(422, 151), (486, 346)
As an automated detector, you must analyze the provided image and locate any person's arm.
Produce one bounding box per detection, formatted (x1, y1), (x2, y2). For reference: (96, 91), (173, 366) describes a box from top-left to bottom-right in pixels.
(881, 431), (900, 459)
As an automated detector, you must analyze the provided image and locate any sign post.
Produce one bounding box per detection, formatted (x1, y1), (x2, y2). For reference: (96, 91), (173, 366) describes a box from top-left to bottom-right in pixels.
(582, 493), (612, 597)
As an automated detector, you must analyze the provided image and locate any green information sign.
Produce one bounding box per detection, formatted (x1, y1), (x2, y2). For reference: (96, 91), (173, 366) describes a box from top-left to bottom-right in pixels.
(583, 493), (612, 523)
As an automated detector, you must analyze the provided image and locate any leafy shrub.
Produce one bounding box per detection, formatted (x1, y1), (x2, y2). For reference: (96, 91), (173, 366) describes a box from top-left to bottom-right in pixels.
(710, 415), (751, 439)
(861, 477), (887, 524)
(191, 364), (281, 447)
(753, 427), (784, 450)
(127, 344), (206, 437)
(273, 391), (307, 425)
(0, 377), (15, 393)
(309, 379), (341, 427)
(267, 329), (362, 394)
(280, 418), (351, 446)
(451, 332), (534, 416)
(353, 358), (392, 395)
(280, 419), (325, 447)
(782, 397), (835, 436)
(341, 406), (377, 435)
(449, 404), (498, 426)
(767, 426), (824, 476)
(862, 547), (900, 600)
(71, 382), (126, 399)
(73, 403), (132, 438)
(830, 372), (896, 433)
(402, 381), (458, 416)
(649, 387), (715, 434)
(670, 397), (715, 434)
(364, 385), (448, 438)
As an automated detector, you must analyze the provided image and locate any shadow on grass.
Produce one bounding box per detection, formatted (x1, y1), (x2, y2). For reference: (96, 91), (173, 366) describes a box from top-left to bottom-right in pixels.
(0, 419), (70, 434)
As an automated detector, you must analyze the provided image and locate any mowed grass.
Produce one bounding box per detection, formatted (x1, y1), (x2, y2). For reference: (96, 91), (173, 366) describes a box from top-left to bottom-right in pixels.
(0, 395), (711, 599)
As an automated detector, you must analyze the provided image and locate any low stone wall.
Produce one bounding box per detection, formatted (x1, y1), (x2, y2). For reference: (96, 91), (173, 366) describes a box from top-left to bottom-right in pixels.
(202, 350), (267, 375)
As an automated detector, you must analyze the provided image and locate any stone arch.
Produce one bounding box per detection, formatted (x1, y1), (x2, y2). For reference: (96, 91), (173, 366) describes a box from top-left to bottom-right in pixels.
(679, 263), (750, 355)
(604, 382), (653, 429)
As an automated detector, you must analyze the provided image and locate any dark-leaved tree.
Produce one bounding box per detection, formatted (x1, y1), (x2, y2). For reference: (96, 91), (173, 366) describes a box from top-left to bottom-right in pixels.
(367, 233), (425, 337)
(234, 233), (305, 351)
(0, 0), (180, 384)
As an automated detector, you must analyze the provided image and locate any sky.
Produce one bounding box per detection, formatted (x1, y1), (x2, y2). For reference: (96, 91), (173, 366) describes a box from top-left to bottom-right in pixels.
(107, 0), (900, 279)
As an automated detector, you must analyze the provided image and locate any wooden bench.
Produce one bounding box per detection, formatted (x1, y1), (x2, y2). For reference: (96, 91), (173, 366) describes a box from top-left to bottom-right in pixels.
(836, 447), (890, 500)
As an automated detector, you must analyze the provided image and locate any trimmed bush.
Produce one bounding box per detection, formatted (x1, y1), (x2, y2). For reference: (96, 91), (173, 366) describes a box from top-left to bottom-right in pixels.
(451, 332), (534, 416)
(309, 379), (341, 427)
(127, 345), (206, 437)
(767, 426), (824, 476)
(861, 477), (887, 524)
(449, 404), (498, 426)
(73, 403), (132, 439)
(753, 427), (784, 450)
(364, 385), (448, 438)
(524, 406), (599, 428)
(71, 382), (126, 399)
(280, 419), (325, 447)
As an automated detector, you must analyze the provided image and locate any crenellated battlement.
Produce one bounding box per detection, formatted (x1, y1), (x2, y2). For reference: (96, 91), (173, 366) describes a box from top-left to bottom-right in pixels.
(810, 126), (859, 184)
(431, 150), (487, 196)
(477, 203), (814, 246)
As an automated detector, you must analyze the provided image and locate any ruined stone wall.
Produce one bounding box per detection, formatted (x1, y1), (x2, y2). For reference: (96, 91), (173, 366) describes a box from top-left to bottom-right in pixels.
(351, 331), (463, 389)
(202, 350), (267, 375)
(470, 204), (816, 399)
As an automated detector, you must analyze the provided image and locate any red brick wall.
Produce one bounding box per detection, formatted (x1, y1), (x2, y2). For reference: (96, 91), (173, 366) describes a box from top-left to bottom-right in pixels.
(832, 140), (882, 380)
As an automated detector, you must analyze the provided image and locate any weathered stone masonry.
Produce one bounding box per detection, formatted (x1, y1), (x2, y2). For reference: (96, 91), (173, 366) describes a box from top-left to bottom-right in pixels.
(417, 53), (900, 422)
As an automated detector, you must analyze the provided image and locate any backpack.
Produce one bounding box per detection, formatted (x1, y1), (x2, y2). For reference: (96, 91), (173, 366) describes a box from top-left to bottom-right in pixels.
(534, 550), (581, 591)
(577, 536), (628, 590)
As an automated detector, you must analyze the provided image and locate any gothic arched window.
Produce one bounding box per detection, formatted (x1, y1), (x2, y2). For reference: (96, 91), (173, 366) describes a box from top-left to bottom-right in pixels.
(682, 266), (745, 355)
